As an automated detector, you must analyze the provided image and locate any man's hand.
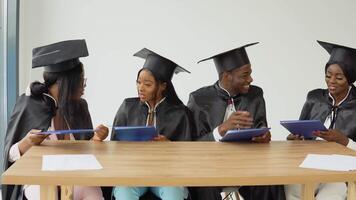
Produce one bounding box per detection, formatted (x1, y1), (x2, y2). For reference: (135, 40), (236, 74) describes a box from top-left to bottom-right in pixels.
(252, 131), (271, 143)
(218, 111), (253, 136)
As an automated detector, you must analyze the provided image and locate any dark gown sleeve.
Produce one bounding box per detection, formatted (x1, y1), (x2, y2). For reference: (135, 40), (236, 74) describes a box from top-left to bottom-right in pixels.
(295, 90), (321, 140)
(111, 100), (128, 140)
(2, 95), (54, 200)
(2, 96), (97, 200)
(251, 90), (268, 128)
(176, 106), (194, 141)
(158, 105), (194, 141)
(299, 91), (314, 120)
(298, 88), (356, 142)
(188, 87), (267, 141)
(187, 93), (215, 141)
(341, 86), (356, 141)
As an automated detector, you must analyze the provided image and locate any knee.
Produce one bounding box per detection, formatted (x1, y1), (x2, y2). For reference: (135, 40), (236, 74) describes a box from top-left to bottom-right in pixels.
(113, 187), (144, 200)
(156, 187), (187, 200)
(316, 183), (347, 200)
(74, 186), (103, 200)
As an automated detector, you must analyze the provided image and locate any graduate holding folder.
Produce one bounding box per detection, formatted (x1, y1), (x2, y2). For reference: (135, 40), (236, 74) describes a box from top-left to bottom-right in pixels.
(111, 48), (193, 200)
(187, 43), (284, 200)
(285, 41), (356, 200)
(2, 40), (108, 200)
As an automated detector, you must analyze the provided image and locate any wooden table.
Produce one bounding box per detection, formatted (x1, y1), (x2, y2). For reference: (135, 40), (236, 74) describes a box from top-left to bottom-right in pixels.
(2, 140), (356, 200)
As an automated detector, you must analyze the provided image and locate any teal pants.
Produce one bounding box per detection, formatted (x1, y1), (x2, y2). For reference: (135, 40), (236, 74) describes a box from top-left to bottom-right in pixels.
(113, 186), (188, 200)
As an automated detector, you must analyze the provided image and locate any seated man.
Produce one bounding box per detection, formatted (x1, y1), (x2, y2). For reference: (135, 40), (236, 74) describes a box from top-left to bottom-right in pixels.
(188, 42), (285, 200)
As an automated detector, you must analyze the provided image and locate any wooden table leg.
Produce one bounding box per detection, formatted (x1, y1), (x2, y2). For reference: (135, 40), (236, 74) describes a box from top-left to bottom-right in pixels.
(302, 183), (315, 200)
(61, 185), (74, 200)
(40, 185), (57, 200)
(348, 181), (356, 200)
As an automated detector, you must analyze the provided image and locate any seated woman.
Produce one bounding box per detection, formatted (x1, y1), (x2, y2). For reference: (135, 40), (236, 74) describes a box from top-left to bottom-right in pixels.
(2, 40), (108, 200)
(285, 40), (356, 200)
(111, 48), (193, 200)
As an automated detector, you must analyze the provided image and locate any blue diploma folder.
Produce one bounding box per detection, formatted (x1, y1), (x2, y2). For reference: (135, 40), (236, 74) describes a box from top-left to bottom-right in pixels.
(113, 126), (157, 141)
(220, 127), (270, 142)
(280, 120), (328, 138)
(39, 129), (94, 135)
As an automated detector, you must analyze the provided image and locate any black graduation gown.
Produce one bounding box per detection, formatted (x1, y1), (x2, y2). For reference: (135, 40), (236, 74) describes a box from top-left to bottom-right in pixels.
(2, 94), (94, 200)
(187, 81), (285, 200)
(111, 97), (193, 141)
(299, 85), (356, 141)
(187, 81), (267, 141)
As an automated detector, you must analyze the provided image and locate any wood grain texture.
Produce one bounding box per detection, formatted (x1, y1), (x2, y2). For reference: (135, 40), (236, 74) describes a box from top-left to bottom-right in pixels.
(3, 140), (356, 187)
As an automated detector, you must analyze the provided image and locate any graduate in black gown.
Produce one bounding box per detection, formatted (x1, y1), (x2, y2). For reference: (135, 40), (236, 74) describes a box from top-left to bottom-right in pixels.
(2, 40), (109, 200)
(187, 43), (285, 200)
(285, 41), (356, 200)
(111, 48), (193, 200)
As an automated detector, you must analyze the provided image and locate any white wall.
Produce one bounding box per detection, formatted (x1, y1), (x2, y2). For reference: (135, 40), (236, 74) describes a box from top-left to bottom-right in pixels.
(19, 0), (356, 140)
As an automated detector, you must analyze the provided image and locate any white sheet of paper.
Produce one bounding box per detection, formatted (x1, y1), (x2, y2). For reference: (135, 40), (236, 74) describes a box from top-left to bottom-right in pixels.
(42, 154), (103, 171)
(299, 154), (356, 171)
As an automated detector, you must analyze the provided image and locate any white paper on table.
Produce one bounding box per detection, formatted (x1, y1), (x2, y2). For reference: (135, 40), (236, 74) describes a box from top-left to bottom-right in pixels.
(42, 154), (103, 171)
(331, 154), (356, 170)
(299, 154), (356, 171)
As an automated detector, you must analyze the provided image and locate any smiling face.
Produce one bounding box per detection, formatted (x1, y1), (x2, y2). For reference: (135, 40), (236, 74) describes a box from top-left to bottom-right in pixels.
(222, 64), (253, 95)
(325, 64), (349, 101)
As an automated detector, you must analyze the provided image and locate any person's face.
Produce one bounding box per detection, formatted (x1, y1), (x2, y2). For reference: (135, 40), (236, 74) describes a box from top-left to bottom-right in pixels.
(325, 64), (349, 99)
(226, 64), (253, 95)
(136, 69), (165, 103)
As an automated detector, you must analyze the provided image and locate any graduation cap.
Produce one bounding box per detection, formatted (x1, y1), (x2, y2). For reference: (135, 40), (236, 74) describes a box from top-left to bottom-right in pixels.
(134, 48), (190, 81)
(32, 39), (88, 72)
(198, 42), (259, 74)
(318, 40), (356, 84)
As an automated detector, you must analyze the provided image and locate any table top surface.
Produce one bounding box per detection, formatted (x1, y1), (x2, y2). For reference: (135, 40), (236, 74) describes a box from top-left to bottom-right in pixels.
(2, 140), (356, 186)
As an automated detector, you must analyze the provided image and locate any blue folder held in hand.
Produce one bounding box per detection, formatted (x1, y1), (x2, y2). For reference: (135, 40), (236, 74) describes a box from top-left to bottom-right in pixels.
(113, 126), (157, 141)
(38, 129), (94, 135)
(220, 127), (270, 142)
(280, 120), (328, 138)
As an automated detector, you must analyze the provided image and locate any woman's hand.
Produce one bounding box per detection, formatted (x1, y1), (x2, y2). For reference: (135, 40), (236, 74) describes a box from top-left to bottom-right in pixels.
(287, 133), (305, 140)
(153, 135), (170, 141)
(18, 129), (49, 155)
(313, 129), (349, 146)
(92, 124), (109, 141)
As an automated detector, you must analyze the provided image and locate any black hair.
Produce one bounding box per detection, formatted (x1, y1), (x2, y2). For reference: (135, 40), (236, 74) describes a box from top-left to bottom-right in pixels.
(30, 63), (84, 122)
